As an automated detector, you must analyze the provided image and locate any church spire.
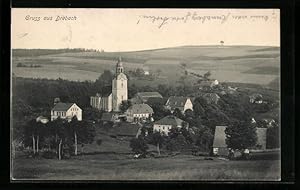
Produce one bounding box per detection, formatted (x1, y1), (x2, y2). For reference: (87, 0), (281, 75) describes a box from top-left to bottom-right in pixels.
(116, 57), (124, 75)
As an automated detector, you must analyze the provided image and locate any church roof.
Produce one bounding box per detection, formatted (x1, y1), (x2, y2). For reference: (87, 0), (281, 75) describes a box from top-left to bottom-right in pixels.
(52, 102), (75, 111)
(126, 103), (154, 114)
(154, 115), (185, 127)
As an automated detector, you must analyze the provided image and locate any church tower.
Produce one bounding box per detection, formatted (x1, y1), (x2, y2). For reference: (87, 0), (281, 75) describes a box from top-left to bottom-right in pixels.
(112, 57), (128, 112)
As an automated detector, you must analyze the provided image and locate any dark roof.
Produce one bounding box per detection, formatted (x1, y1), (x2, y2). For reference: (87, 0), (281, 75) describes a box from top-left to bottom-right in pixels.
(136, 92), (163, 99)
(52, 103), (74, 111)
(165, 96), (189, 109)
(213, 126), (227, 148)
(110, 123), (141, 136)
(154, 115), (184, 127)
(129, 97), (143, 104)
(147, 97), (167, 106)
(126, 104), (154, 114)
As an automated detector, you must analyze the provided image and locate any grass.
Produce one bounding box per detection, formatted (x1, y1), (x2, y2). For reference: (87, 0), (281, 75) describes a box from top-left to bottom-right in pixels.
(12, 153), (280, 180)
(11, 127), (280, 181)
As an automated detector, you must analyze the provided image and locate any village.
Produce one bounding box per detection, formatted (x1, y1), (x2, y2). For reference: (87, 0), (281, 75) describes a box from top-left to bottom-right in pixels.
(15, 57), (279, 163)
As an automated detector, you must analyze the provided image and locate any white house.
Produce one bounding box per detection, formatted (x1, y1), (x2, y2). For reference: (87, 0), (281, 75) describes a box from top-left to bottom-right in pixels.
(153, 115), (187, 135)
(125, 103), (154, 123)
(165, 96), (193, 113)
(51, 102), (82, 121)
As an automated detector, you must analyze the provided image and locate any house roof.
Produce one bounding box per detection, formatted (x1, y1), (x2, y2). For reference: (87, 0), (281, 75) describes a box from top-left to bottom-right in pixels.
(154, 115), (184, 127)
(213, 126), (228, 148)
(147, 97), (167, 106)
(165, 96), (189, 109)
(52, 102), (75, 111)
(110, 123), (141, 136)
(127, 104), (154, 114)
(249, 93), (263, 99)
(129, 97), (143, 104)
(136, 92), (163, 99)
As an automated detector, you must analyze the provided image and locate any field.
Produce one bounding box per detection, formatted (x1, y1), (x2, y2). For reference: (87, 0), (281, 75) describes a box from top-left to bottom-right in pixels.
(12, 46), (280, 89)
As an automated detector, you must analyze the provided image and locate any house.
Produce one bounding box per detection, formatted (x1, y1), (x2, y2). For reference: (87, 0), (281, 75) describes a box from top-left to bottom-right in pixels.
(249, 93), (263, 104)
(164, 96), (193, 113)
(146, 97), (168, 106)
(201, 93), (220, 104)
(212, 126), (268, 156)
(90, 57), (128, 112)
(51, 102), (82, 121)
(212, 126), (229, 156)
(109, 123), (141, 139)
(36, 116), (49, 124)
(153, 115), (188, 135)
(143, 65), (150, 75)
(125, 103), (154, 123)
(133, 92), (163, 104)
(198, 79), (219, 90)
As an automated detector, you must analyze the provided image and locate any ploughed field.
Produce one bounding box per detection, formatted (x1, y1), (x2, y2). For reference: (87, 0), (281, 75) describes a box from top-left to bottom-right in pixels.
(12, 46), (280, 89)
(12, 152), (280, 180)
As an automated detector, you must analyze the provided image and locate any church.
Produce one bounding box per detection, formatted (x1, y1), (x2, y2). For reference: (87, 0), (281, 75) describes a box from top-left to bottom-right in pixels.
(90, 58), (128, 112)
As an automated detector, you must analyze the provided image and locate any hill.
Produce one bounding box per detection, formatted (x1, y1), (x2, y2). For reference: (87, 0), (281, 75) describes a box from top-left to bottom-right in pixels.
(12, 45), (280, 87)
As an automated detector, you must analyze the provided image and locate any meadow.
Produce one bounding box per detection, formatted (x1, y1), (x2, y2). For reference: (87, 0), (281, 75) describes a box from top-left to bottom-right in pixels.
(12, 45), (280, 89)
(12, 127), (280, 181)
(12, 152), (280, 180)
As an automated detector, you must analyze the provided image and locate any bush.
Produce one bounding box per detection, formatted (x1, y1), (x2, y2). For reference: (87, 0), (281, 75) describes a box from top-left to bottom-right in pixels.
(42, 150), (57, 159)
(96, 139), (102, 146)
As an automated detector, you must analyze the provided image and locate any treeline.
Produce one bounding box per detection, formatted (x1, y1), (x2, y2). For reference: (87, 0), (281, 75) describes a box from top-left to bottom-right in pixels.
(19, 117), (96, 160)
(12, 48), (100, 57)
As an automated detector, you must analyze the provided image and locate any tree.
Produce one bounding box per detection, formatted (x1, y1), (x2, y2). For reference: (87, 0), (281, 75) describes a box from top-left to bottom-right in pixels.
(172, 108), (184, 120)
(194, 125), (214, 152)
(95, 70), (113, 90)
(119, 100), (132, 113)
(266, 126), (279, 149)
(69, 117), (80, 155)
(203, 71), (211, 79)
(129, 137), (149, 155)
(148, 132), (164, 156)
(225, 120), (257, 151)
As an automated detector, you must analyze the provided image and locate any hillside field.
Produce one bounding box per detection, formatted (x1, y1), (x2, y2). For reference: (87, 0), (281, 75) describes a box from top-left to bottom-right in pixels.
(12, 46), (280, 89)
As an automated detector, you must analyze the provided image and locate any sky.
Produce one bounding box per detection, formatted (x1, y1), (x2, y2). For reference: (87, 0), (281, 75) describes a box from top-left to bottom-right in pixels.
(12, 8), (280, 52)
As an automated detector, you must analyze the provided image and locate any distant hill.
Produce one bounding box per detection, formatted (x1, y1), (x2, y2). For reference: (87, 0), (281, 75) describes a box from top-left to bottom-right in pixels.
(12, 45), (280, 63)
